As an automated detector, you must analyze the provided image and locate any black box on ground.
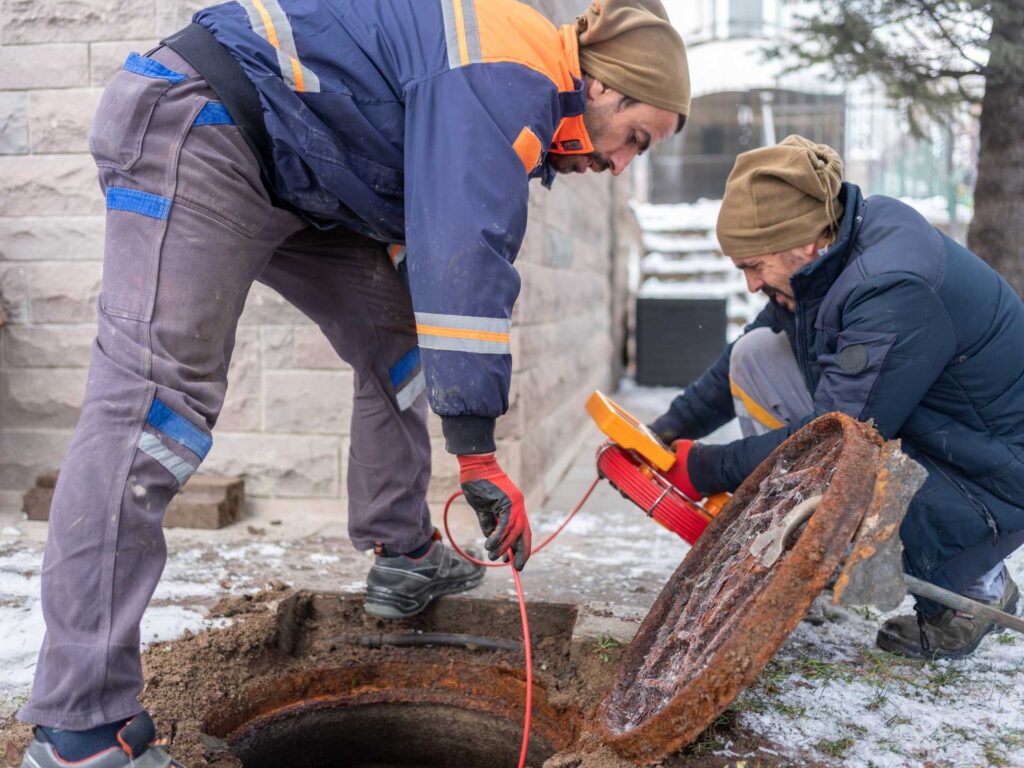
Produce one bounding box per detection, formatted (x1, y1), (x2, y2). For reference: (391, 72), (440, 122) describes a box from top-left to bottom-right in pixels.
(635, 297), (728, 387)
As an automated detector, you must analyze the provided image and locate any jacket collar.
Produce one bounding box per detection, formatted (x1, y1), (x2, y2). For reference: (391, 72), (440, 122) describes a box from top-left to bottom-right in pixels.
(790, 182), (866, 303)
(550, 24), (593, 156)
(539, 26), (595, 188)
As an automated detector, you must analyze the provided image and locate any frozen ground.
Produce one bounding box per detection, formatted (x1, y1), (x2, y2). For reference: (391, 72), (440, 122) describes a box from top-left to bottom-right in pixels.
(1, 383), (1022, 767)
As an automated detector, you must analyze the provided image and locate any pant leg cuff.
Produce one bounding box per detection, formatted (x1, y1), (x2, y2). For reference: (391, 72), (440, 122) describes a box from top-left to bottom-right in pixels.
(17, 702), (144, 731)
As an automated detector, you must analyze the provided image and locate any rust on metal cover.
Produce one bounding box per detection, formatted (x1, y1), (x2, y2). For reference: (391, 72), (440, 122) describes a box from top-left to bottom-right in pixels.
(599, 413), (883, 765)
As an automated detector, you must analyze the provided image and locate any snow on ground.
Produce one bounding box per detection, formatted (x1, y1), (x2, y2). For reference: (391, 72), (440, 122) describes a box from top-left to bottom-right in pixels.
(1, 383), (1021, 766)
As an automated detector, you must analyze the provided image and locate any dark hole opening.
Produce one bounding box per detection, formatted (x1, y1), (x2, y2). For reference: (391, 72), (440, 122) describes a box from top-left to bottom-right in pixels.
(230, 702), (557, 768)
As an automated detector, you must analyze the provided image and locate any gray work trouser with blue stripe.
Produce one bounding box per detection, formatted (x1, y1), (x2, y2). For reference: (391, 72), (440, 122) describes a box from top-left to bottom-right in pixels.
(18, 46), (431, 730)
(731, 326), (1014, 611)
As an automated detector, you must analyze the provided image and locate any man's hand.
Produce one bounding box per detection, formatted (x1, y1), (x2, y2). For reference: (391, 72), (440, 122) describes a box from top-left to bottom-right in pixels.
(664, 439), (702, 501)
(457, 453), (532, 570)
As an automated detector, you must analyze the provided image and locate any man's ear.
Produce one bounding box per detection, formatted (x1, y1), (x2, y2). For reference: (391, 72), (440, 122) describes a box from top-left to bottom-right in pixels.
(586, 76), (606, 99)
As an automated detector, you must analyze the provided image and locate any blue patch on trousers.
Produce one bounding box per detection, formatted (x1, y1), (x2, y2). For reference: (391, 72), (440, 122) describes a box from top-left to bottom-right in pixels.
(388, 346), (421, 388)
(146, 399), (212, 460)
(193, 102), (234, 125)
(106, 187), (173, 220)
(122, 52), (187, 83)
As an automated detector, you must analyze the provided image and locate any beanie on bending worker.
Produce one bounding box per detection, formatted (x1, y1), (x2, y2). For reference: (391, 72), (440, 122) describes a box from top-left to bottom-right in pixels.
(576, 0), (691, 122)
(716, 134), (845, 258)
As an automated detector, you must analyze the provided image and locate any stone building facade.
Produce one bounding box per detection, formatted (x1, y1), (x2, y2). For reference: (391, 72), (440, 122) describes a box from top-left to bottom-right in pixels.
(0, 0), (633, 514)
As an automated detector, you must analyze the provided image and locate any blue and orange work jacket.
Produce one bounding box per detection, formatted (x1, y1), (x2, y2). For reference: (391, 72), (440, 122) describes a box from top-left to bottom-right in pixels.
(194, 0), (594, 452)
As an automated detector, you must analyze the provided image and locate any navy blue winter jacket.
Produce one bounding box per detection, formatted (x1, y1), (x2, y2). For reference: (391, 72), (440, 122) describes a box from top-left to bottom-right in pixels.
(653, 182), (1024, 579)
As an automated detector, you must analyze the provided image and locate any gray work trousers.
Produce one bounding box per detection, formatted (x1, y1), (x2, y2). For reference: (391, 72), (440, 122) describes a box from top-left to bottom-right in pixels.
(730, 326), (1011, 606)
(19, 47), (432, 730)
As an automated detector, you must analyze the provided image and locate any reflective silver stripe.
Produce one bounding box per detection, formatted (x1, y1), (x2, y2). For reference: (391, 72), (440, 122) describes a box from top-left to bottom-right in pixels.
(461, 0), (482, 64)
(395, 370), (426, 411)
(439, 0), (482, 68)
(418, 335), (511, 354)
(415, 312), (510, 335)
(236, 0), (321, 93)
(139, 432), (196, 487)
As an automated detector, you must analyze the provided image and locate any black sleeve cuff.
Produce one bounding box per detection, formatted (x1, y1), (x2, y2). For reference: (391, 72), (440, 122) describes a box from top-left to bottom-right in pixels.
(649, 410), (686, 445)
(441, 415), (497, 455)
(688, 442), (729, 496)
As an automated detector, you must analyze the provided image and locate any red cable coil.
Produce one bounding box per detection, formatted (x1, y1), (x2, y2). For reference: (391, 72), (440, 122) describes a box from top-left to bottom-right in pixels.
(596, 443), (711, 545)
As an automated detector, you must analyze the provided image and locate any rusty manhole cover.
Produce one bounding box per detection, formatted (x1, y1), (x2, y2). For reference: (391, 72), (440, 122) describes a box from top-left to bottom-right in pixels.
(599, 413), (883, 764)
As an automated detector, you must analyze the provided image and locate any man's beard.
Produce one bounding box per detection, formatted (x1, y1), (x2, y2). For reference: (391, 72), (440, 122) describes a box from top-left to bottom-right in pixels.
(547, 98), (614, 174)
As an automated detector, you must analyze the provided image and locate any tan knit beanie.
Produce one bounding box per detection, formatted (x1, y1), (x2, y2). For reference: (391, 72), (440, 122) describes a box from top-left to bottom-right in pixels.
(716, 135), (845, 259)
(576, 0), (690, 118)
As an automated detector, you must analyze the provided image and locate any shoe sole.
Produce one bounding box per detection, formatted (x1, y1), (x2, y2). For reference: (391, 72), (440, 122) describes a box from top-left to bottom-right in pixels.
(364, 568), (486, 620)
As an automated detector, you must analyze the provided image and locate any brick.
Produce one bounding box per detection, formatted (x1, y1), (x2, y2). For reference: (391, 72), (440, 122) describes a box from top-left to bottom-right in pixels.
(0, 263), (30, 324)
(218, 327), (260, 432)
(260, 326), (294, 369)
(0, 156), (102, 216)
(30, 88), (103, 153)
(0, 92), (29, 154)
(3, 324), (95, 367)
(29, 261), (102, 322)
(0, 216), (105, 261)
(426, 437), (460, 503)
(293, 326), (350, 370)
(204, 433), (340, 497)
(90, 39), (159, 86)
(264, 370), (353, 434)
(155, 0), (207, 36)
(23, 471), (246, 529)
(0, 429), (72, 491)
(238, 283), (307, 326)
(3, 0), (154, 43)
(0, 44), (89, 89)
(514, 261), (607, 325)
(165, 474), (245, 528)
(0, 368), (87, 428)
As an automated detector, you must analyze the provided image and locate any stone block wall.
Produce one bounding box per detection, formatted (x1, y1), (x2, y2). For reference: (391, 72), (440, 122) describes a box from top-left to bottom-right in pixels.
(0, 0), (633, 513)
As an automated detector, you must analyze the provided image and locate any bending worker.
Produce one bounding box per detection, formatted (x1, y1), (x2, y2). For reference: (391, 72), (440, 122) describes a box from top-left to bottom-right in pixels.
(18, 1), (690, 766)
(655, 135), (1024, 662)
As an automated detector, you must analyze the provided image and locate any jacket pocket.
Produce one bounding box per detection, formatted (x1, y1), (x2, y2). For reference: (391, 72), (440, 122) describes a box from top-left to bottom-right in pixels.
(305, 125), (404, 197)
(89, 53), (186, 171)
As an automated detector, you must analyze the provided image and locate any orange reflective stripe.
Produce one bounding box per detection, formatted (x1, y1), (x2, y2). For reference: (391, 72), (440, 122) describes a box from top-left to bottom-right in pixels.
(512, 127), (542, 173)
(250, 0), (280, 48)
(416, 324), (510, 343)
(290, 57), (305, 92)
(729, 379), (785, 430)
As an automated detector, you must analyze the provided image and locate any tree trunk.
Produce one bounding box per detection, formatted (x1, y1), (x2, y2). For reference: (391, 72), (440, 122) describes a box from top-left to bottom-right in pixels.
(967, 2), (1024, 297)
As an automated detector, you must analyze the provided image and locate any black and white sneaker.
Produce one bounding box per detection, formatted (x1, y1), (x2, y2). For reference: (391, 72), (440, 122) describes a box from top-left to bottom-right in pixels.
(22, 712), (183, 768)
(364, 531), (485, 619)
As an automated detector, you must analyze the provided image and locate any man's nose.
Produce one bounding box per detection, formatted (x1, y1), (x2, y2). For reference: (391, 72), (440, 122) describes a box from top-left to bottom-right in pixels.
(744, 273), (762, 293)
(608, 147), (638, 176)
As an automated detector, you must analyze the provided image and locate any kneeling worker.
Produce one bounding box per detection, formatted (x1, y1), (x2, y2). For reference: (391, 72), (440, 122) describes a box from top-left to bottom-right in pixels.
(652, 135), (1024, 660)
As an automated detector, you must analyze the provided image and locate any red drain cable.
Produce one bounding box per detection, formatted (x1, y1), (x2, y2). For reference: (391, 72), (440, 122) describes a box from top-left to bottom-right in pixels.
(442, 477), (601, 768)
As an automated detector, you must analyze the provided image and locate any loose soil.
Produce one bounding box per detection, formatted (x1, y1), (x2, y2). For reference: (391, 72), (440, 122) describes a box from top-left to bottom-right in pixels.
(0, 582), (822, 767)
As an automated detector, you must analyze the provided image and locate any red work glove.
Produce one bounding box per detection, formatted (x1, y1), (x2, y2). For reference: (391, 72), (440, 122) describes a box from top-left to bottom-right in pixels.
(664, 439), (702, 501)
(457, 453), (532, 571)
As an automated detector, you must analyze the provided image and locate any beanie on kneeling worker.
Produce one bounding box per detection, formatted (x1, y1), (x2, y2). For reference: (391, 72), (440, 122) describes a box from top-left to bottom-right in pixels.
(716, 134), (845, 258)
(576, 0), (690, 122)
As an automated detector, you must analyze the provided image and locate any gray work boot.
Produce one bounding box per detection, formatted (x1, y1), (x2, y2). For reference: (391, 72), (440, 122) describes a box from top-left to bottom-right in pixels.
(364, 530), (485, 619)
(22, 712), (183, 768)
(876, 569), (1019, 660)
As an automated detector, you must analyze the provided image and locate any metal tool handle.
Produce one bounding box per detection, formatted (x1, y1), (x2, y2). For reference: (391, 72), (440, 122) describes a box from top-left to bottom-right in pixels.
(903, 575), (1024, 635)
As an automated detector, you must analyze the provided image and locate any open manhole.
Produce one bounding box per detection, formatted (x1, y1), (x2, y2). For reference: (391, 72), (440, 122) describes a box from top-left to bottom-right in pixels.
(131, 592), (581, 767)
(203, 662), (570, 768)
(599, 413), (883, 764)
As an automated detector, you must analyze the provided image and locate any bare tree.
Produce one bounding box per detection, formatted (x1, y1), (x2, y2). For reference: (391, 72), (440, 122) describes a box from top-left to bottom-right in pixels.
(771, 0), (1024, 295)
